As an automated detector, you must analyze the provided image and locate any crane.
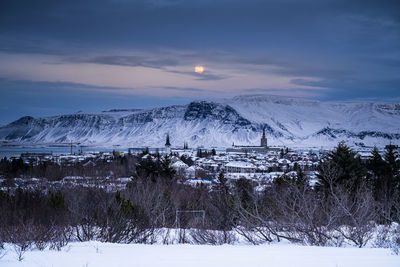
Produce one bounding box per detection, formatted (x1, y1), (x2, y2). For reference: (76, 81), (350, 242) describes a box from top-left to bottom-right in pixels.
(66, 141), (81, 155)
(52, 141), (82, 155)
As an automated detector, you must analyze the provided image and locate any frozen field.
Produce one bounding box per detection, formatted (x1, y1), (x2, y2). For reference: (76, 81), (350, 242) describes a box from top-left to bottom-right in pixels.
(1, 242), (399, 267)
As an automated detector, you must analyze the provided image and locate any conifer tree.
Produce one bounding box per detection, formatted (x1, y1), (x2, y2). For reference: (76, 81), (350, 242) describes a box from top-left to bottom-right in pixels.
(160, 155), (176, 181)
(316, 141), (366, 195)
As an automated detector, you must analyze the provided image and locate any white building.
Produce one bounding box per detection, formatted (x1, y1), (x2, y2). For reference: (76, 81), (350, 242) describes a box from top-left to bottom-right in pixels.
(225, 161), (256, 173)
(171, 160), (189, 171)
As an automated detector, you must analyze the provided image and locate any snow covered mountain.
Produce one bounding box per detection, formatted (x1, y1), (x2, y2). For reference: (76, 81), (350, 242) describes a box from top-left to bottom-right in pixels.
(0, 95), (399, 148)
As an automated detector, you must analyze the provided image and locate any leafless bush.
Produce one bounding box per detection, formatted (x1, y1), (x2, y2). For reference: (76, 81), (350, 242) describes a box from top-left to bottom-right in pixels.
(9, 232), (32, 261)
(49, 227), (73, 251)
(124, 179), (173, 228)
(160, 228), (173, 245)
(329, 187), (377, 248)
(373, 225), (392, 248)
(390, 224), (400, 255)
(31, 224), (54, 250)
(13, 243), (28, 261)
(190, 229), (237, 245)
(95, 178), (173, 244)
(0, 242), (6, 260)
(75, 224), (97, 242)
(233, 180), (332, 245)
(317, 162), (378, 247)
(3, 223), (33, 261)
(63, 186), (110, 242)
(270, 183), (335, 246)
(177, 228), (189, 244)
(234, 226), (264, 245)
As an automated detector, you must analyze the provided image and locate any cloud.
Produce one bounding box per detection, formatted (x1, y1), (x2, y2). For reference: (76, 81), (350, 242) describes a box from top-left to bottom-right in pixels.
(0, 0), (399, 104)
(163, 86), (206, 92)
(166, 70), (228, 81)
(241, 88), (323, 98)
(66, 53), (228, 81)
(77, 55), (180, 69)
(0, 77), (194, 124)
(0, 78), (135, 93)
(291, 78), (400, 101)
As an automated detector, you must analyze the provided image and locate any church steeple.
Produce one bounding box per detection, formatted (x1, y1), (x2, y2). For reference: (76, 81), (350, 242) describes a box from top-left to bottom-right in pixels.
(261, 128), (268, 147)
(165, 133), (171, 146)
(165, 133), (171, 154)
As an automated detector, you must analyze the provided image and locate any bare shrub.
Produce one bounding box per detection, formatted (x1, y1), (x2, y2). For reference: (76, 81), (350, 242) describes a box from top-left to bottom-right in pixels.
(177, 228), (189, 244)
(13, 243), (28, 262)
(373, 225), (392, 248)
(31, 224), (54, 250)
(234, 226), (265, 245)
(96, 194), (155, 244)
(190, 229), (237, 245)
(160, 228), (173, 245)
(318, 162), (378, 247)
(390, 224), (400, 255)
(63, 186), (110, 242)
(0, 244), (6, 260)
(329, 187), (377, 248)
(49, 227), (73, 251)
(5, 223), (33, 261)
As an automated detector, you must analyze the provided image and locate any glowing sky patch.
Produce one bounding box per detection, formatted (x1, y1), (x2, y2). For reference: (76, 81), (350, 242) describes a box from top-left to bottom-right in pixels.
(194, 65), (204, 74)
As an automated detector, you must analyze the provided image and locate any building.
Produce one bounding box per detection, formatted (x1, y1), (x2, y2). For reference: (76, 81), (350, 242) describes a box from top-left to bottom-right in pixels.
(225, 161), (256, 173)
(226, 129), (270, 153)
(260, 128), (268, 147)
(165, 132), (171, 154)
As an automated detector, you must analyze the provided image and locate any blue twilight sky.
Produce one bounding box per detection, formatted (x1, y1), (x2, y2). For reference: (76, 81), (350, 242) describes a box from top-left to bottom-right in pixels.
(0, 0), (399, 125)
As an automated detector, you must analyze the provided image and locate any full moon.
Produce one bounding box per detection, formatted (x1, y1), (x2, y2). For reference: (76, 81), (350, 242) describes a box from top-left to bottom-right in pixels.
(194, 65), (204, 74)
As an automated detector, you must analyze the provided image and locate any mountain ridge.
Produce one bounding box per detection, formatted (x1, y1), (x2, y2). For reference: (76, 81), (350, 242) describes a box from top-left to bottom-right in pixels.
(1, 95), (399, 148)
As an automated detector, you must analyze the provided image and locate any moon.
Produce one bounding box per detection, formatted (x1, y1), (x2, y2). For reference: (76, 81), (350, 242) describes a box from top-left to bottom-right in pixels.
(194, 65), (204, 74)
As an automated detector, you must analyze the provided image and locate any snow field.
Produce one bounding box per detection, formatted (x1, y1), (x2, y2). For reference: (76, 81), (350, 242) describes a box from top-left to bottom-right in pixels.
(1, 241), (399, 267)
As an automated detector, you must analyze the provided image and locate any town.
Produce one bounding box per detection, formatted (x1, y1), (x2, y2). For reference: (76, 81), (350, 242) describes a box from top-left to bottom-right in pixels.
(1, 130), (398, 192)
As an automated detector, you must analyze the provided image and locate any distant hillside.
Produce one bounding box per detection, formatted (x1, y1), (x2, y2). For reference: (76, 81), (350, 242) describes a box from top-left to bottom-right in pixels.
(0, 95), (399, 148)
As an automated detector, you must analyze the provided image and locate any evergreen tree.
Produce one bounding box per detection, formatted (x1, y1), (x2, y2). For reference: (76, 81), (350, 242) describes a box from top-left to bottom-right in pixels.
(373, 144), (400, 223)
(384, 144), (398, 176)
(369, 146), (385, 177)
(280, 148), (285, 158)
(180, 155), (194, 166)
(215, 172), (229, 195)
(140, 147), (150, 156)
(159, 155), (176, 181)
(367, 147), (388, 206)
(135, 155), (160, 181)
(316, 142), (366, 195)
(234, 178), (254, 210)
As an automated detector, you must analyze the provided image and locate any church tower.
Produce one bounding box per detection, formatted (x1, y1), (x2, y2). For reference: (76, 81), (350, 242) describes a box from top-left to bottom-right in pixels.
(165, 133), (171, 154)
(260, 128), (268, 147)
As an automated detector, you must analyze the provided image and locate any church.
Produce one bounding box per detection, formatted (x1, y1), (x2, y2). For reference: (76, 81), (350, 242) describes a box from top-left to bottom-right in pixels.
(226, 129), (270, 153)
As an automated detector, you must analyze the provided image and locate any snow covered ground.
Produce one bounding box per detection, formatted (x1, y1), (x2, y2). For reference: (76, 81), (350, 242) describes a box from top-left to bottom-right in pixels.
(1, 241), (398, 267)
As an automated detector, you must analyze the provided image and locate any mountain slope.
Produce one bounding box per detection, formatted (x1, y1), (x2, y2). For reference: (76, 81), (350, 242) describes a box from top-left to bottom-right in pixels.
(0, 95), (399, 148)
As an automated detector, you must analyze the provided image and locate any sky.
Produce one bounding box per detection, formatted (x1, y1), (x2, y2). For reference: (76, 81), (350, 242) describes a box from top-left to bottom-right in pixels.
(0, 0), (399, 125)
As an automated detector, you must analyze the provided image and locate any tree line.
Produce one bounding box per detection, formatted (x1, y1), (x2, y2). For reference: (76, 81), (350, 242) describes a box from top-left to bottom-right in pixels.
(0, 153), (138, 181)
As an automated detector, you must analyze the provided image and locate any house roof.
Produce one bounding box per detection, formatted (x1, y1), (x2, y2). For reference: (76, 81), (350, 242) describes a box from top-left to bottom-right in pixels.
(171, 160), (188, 169)
(225, 161), (256, 168)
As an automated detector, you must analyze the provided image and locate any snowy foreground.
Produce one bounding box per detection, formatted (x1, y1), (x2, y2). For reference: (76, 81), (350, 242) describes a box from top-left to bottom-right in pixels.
(1, 242), (399, 267)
